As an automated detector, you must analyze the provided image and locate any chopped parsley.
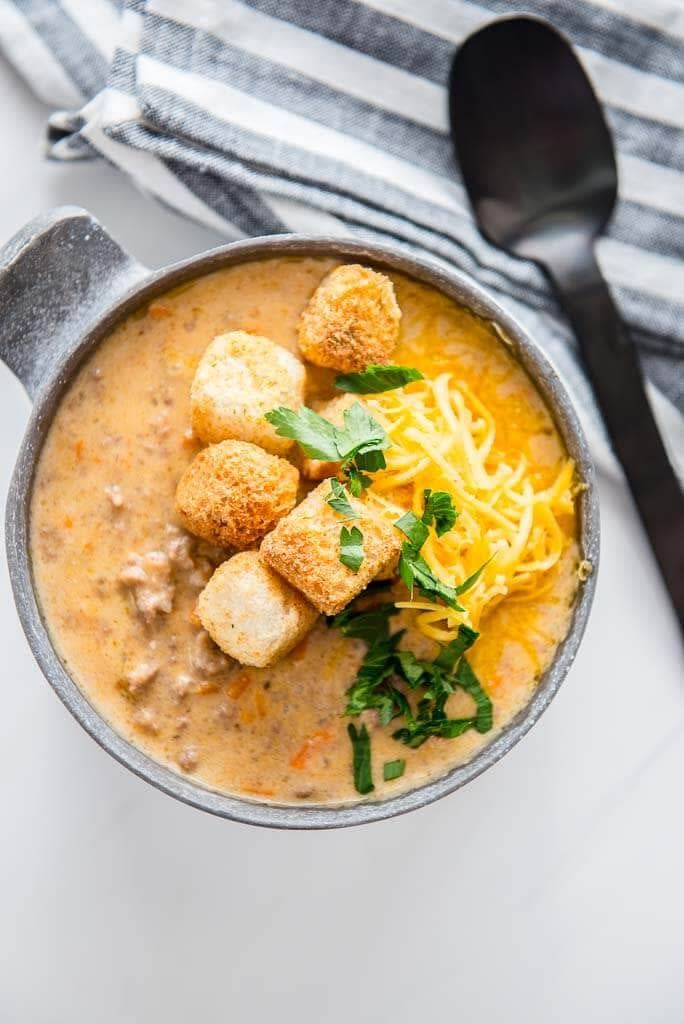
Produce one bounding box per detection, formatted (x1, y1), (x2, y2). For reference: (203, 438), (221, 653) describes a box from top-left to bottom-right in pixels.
(383, 759), (406, 781)
(394, 510), (429, 550)
(334, 364), (424, 395)
(346, 464), (372, 497)
(266, 400), (390, 568)
(394, 493), (488, 612)
(348, 723), (374, 795)
(265, 400), (389, 475)
(339, 526), (364, 573)
(422, 489), (458, 536)
(332, 602), (397, 642)
(264, 405), (340, 461)
(396, 520), (465, 612)
(336, 600), (492, 774)
(325, 478), (359, 519)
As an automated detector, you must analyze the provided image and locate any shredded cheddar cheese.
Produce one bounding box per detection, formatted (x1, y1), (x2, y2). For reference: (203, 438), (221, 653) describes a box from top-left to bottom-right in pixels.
(365, 373), (576, 641)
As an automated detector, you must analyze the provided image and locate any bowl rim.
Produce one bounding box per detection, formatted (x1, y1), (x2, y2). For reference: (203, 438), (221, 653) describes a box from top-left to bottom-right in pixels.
(6, 233), (599, 828)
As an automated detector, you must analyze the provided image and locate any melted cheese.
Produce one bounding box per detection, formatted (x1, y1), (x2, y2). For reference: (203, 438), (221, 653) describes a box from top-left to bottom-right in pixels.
(365, 374), (576, 641)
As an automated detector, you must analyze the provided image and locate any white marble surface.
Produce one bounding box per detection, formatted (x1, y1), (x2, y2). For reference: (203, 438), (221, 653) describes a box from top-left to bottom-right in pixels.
(1, 57), (682, 1024)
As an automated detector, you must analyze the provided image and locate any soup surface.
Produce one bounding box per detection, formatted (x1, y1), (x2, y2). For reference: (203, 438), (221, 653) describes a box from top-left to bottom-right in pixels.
(31, 257), (581, 805)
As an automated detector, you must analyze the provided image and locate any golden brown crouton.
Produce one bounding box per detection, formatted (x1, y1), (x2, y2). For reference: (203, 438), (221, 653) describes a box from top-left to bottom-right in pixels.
(197, 552), (318, 668)
(298, 264), (401, 372)
(301, 393), (363, 481)
(176, 440), (299, 550)
(260, 481), (401, 616)
(191, 331), (306, 454)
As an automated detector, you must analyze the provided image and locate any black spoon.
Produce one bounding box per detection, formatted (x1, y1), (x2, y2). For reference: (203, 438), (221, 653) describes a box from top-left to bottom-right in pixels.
(449, 15), (684, 631)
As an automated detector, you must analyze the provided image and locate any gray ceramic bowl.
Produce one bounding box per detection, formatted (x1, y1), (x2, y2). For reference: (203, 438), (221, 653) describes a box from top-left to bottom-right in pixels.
(1, 207), (598, 828)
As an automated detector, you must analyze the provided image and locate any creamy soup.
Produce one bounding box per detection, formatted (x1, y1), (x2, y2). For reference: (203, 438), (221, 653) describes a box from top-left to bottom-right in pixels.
(30, 258), (581, 805)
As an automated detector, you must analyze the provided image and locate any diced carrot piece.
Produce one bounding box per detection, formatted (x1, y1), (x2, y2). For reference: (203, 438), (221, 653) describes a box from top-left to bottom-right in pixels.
(227, 671), (251, 699)
(149, 302), (172, 320)
(289, 727), (333, 770)
(242, 784), (275, 797)
(74, 440), (85, 460)
(254, 690), (267, 718)
(193, 680), (220, 695)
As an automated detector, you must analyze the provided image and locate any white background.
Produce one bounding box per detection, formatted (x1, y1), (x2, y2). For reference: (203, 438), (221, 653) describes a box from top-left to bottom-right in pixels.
(1, 56), (683, 1024)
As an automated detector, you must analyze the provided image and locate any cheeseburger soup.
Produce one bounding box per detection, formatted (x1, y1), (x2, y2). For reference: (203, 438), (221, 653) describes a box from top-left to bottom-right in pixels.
(30, 257), (583, 805)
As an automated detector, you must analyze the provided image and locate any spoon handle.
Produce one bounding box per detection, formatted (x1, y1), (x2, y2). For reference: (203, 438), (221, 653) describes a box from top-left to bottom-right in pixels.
(549, 249), (684, 633)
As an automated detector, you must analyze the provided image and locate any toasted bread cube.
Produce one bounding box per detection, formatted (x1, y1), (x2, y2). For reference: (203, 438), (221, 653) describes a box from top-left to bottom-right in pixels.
(191, 331), (306, 454)
(298, 264), (401, 373)
(176, 439), (299, 550)
(301, 394), (362, 481)
(260, 481), (401, 616)
(197, 552), (318, 668)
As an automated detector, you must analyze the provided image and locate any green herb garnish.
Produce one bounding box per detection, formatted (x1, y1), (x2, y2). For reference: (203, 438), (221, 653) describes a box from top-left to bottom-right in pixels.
(339, 525), (364, 572)
(266, 400), (389, 469)
(325, 478), (360, 519)
(266, 401), (388, 569)
(338, 599), (491, 772)
(335, 364), (424, 395)
(394, 510), (429, 550)
(346, 464), (372, 497)
(264, 405), (340, 461)
(422, 489), (458, 536)
(455, 657), (493, 733)
(383, 759), (406, 781)
(398, 547), (464, 611)
(348, 723), (374, 795)
(394, 493), (487, 611)
(332, 602), (397, 642)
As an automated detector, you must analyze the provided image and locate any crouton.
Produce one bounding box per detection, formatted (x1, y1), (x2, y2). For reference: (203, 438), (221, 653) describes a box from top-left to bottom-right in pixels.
(191, 331), (306, 454)
(298, 264), (401, 373)
(260, 481), (401, 616)
(197, 552), (318, 668)
(301, 393), (361, 481)
(176, 440), (299, 550)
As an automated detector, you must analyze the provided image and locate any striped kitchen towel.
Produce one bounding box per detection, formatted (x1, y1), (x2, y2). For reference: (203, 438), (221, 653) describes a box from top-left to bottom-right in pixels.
(1, 0), (682, 474)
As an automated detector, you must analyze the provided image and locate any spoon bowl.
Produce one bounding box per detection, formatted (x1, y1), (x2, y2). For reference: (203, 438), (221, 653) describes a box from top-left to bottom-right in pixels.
(450, 15), (684, 629)
(450, 16), (617, 266)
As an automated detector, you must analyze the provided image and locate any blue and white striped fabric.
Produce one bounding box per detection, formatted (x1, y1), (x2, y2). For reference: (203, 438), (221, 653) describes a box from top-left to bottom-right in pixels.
(1, 0), (682, 472)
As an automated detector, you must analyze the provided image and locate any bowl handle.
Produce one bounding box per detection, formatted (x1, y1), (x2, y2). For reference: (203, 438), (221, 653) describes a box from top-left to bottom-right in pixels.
(0, 206), (147, 398)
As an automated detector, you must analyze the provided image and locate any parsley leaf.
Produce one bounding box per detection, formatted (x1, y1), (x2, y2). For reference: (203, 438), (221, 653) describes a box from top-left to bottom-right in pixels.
(335, 401), (390, 464)
(325, 478), (359, 519)
(348, 723), (374, 795)
(383, 758), (406, 781)
(394, 649), (428, 688)
(394, 510), (429, 550)
(332, 603), (397, 642)
(264, 406), (339, 460)
(346, 464), (373, 496)
(265, 401), (389, 470)
(454, 558), (493, 596)
(398, 548), (465, 611)
(422, 489), (458, 536)
(393, 715), (476, 748)
(394, 499), (465, 610)
(455, 658), (493, 733)
(433, 624), (479, 673)
(393, 495), (487, 612)
(344, 631), (404, 721)
(339, 525), (364, 572)
(335, 364), (424, 394)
